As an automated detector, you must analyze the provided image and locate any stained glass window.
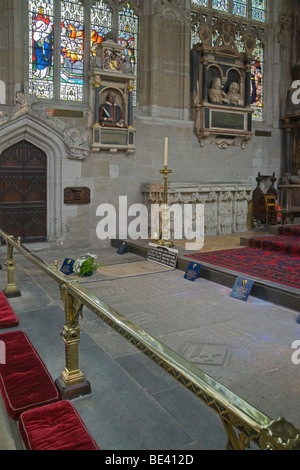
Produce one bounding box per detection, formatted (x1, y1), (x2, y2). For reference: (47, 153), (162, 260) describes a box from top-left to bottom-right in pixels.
(191, 0), (208, 6)
(191, 0), (266, 21)
(251, 39), (264, 120)
(29, 0), (54, 99)
(252, 0), (266, 22)
(90, 1), (112, 59)
(233, 0), (248, 17)
(29, 1), (139, 104)
(118, 4), (138, 72)
(60, 0), (84, 101)
(118, 3), (139, 105)
(212, 0), (228, 12)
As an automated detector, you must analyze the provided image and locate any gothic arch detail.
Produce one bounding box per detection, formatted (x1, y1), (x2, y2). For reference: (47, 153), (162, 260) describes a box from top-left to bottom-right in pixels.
(0, 115), (65, 241)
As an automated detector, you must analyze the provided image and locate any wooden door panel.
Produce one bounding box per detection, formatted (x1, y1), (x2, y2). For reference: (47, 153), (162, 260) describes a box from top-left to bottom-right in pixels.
(0, 141), (47, 242)
(0, 170), (23, 202)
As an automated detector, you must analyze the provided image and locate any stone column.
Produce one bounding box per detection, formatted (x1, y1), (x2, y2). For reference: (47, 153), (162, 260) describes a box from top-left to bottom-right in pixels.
(284, 117), (292, 175)
(92, 73), (101, 125)
(127, 80), (134, 127)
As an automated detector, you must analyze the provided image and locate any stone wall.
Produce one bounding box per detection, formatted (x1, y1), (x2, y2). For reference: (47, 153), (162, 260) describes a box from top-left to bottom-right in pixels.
(0, 0), (298, 246)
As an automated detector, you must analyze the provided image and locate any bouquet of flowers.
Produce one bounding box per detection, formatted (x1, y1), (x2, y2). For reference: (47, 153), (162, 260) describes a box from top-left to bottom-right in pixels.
(73, 253), (98, 277)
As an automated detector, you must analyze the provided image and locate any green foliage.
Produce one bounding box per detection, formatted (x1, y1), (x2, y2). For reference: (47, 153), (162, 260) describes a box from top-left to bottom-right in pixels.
(74, 253), (99, 277)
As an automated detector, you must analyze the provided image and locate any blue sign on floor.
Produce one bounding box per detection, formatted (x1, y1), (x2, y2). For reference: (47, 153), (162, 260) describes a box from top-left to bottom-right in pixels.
(230, 277), (254, 302)
(60, 258), (75, 275)
(184, 262), (202, 281)
(117, 241), (128, 254)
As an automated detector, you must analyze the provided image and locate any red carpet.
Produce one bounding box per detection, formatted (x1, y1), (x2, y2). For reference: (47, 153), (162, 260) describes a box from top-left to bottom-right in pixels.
(248, 236), (300, 257)
(185, 226), (300, 289)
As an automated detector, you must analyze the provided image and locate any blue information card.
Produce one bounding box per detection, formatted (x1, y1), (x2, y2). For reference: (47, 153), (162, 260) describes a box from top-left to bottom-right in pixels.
(117, 241), (128, 255)
(184, 262), (202, 282)
(60, 258), (75, 275)
(230, 277), (254, 302)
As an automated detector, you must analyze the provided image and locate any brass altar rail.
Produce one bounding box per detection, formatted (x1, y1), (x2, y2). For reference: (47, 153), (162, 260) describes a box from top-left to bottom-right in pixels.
(1, 229), (300, 451)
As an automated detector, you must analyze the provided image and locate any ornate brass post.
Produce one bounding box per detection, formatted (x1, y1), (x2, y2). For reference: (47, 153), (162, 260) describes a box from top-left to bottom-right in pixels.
(55, 283), (91, 399)
(3, 236), (21, 298)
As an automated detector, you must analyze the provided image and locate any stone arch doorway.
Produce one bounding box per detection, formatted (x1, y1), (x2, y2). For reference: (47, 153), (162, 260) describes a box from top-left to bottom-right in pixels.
(0, 140), (47, 242)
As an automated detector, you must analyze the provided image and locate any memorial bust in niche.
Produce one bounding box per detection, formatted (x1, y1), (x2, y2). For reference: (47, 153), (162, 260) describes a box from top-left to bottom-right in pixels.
(208, 78), (228, 104)
(99, 91), (125, 127)
(227, 81), (244, 106)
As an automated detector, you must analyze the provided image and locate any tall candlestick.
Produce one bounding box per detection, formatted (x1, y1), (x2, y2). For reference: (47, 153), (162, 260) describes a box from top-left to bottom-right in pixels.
(164, 138), (168, 167)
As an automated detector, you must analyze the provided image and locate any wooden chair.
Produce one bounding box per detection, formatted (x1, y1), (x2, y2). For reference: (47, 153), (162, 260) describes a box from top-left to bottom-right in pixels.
(265, 195), (277, 225)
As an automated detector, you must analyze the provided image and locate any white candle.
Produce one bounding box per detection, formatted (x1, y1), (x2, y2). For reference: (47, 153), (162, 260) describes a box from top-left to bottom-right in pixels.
(164, 138), (168, 167)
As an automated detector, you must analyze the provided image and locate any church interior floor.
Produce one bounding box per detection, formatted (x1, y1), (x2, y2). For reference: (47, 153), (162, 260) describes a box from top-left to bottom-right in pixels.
(1, 229), (300, 451)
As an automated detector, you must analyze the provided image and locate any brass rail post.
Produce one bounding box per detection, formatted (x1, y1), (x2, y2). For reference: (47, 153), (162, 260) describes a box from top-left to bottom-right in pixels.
(55, 283), (91, 399)
(3, 236), (21, 298)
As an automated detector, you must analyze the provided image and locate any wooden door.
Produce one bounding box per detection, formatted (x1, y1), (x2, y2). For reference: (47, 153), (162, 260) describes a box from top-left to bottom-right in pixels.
(0, 140), (47, 242)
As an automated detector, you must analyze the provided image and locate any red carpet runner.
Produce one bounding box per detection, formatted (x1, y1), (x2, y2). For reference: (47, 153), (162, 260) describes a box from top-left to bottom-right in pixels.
(185, 226), (300, 289)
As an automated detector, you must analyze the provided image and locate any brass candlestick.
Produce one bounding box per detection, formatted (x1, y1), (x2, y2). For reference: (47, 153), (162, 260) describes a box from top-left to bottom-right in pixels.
(153, 166), (173, 247)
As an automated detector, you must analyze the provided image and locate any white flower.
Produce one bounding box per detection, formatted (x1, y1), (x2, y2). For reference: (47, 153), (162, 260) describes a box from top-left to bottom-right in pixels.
(73, 253), (98, 274)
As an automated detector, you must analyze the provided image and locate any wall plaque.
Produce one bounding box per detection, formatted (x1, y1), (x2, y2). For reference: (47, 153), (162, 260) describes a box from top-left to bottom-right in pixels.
(64, 187), (90, 205)
(211, 111), (244, 130)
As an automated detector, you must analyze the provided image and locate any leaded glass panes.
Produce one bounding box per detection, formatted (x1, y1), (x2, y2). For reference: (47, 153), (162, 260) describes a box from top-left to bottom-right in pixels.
(251, 39), (264, 120)
(60, 0), (84, 101)
(233, 0), (247, 17)
(29, 0), (54, 99)
(191, 0), (266, 22)
(118, 4), (138, 71)
(118, 3), (138, 104)
(28, 1), (139, 104)
(212, 0), (228, 12)
(252, 0), (265, 22)
(90, 1), (112, 59)
(191, 0), (208, 6)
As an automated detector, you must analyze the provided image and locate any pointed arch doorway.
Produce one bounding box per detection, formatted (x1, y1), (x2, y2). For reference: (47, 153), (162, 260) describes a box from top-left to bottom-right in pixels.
(0, 140), (47, 242)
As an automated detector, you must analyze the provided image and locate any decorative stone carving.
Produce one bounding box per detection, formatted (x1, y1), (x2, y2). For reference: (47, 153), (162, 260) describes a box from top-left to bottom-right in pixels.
(141, 182), (252, 237)
(191, 16), (257, 148)
(153, 0), (189, 20)
(64, 187), (90, 205)
(208, 78), (228, 104)
(0, 85), (90, 161)
(89, 38), (137, 154)
(226, 82), (244, 106)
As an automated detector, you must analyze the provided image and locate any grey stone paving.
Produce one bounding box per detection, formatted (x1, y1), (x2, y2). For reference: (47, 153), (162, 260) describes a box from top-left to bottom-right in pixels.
(1, 241), (300, 450)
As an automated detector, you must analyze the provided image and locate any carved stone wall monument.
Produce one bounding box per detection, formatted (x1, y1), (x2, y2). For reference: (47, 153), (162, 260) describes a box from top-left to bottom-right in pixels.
(191, 19), (255, 149)
(89, 38), (137, 155)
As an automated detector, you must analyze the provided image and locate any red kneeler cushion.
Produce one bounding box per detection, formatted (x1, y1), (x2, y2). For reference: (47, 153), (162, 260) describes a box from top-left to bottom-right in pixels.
(19, 401), (100, 450)
(0, 291), (19, 329)
(0, 330), (60, 420)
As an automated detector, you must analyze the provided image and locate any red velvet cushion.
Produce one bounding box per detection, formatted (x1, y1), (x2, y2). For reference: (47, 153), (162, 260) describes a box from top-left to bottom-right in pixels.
(0, 291), (19, 328)
(19, 401), (100, 450)
(0, 330), (60, 420)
